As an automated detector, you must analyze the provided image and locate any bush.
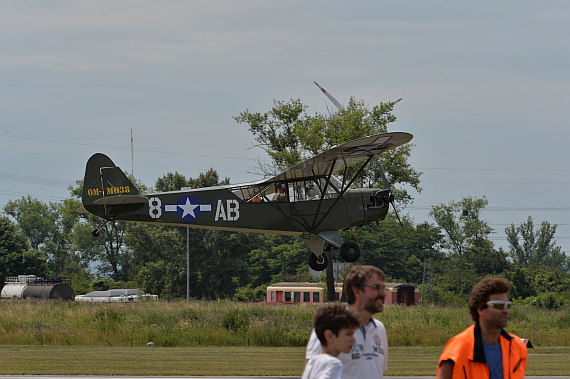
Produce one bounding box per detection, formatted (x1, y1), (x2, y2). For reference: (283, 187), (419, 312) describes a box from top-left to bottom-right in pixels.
(222, 310), (250, 331)
(519, 292), (567, 310)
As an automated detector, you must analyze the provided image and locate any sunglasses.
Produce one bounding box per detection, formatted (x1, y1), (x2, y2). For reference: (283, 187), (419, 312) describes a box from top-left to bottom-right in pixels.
(486, 300), (513, 310)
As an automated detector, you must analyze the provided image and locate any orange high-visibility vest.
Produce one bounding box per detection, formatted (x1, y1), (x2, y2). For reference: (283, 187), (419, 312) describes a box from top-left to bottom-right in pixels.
(437, 323), (527, 379)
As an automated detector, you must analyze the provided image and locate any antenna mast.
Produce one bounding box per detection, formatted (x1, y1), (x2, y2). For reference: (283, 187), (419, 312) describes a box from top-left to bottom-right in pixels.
(130, 128), (134, 177)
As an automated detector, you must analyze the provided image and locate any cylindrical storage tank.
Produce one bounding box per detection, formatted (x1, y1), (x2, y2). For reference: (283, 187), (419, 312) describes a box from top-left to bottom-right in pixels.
(0, 284), (28, 300)
(22, 283), (75, 301)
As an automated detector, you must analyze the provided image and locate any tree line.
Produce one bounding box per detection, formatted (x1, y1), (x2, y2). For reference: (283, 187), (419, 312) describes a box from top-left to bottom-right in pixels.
(1, 97), (567, 308)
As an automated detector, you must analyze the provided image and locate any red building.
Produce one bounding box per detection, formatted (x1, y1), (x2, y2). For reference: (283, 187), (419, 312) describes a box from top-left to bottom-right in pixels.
(266, 282), (419, 305)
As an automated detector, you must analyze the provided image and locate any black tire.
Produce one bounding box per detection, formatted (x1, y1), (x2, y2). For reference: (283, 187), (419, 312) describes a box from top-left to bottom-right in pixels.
(308, 252), (329, 271)
(340, 241), (360, 262)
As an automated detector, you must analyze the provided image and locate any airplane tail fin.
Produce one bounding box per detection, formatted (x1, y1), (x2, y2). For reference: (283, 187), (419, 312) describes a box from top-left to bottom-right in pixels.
(82, 153), (145, 218)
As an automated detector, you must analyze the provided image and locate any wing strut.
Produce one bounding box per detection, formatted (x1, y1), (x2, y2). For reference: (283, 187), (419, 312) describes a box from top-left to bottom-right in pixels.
(309, 154), (375, 233)
(309, 156), (337, 231)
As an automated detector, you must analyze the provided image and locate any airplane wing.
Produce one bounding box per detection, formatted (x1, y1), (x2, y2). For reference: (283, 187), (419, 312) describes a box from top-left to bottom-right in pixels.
(268, 132), (413, 182)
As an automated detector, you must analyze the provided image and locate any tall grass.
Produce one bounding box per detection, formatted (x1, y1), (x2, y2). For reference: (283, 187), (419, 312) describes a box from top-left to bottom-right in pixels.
(382, 304), (570, 346)
(0, 300), (567, 347)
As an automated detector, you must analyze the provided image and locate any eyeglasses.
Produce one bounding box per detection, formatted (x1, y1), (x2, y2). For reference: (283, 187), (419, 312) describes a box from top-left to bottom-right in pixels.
(364, 284), (385, 292)
(486, 300), (513, 310)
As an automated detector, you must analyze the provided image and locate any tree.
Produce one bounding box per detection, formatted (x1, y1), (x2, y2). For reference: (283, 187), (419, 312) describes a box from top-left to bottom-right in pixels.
(0, 215), (29, 256)
(354, 217), (444, 284)
(68, 177), (147, 281)
(429, 196), (512, 297)
(155, 169), (229, 192)
(504, 266), (536, 299)
(433, 254), (480, 305)
(125, 223), (187, 298)
(155, 172), (191, 193)
(235, 96), (422, 300)
(466, 247), (510, 276)
(247, 235), (311, 286)
(49, 198), (90, 276)
(71, 219), (130, 281)
(4, 196), (90, 281)
(429, 197), (494, 256)
(190, 230), (256, 299)
(0, 215), (47, 285)
(505, 216), (568, 271)
(4, 196), (58, 250)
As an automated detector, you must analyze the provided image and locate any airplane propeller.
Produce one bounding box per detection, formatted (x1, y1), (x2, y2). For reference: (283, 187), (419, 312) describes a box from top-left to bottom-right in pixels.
(314, 81), (344, 112)
(377, 162), (404, 230)
(314, 81), (404, 229)
(314, 81), (402, 122)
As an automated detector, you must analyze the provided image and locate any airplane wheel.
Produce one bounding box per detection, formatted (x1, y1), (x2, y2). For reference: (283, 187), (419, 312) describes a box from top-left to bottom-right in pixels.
(308, 252), (328, 271)
(340, 241), (360, 262)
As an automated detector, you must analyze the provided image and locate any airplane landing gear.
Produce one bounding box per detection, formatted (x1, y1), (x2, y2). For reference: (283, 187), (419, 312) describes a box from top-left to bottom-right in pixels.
(340, 241), (360, 262)
(308, 251), (329, 271)
(92, 220), (110, 238)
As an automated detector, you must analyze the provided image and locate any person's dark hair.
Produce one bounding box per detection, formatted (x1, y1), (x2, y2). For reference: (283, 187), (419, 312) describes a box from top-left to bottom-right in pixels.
(468, 277), (512, 322)
(343, 265), (385, 305)
(314, 303), (360, 346)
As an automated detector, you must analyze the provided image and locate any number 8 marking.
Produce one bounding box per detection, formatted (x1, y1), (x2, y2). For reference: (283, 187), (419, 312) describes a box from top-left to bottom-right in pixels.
(148, 197), (162, 219)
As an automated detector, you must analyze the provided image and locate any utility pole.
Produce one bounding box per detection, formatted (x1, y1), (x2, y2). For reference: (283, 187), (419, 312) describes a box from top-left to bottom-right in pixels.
(186, 227), (190, 303)
(130, 128), (134, 177)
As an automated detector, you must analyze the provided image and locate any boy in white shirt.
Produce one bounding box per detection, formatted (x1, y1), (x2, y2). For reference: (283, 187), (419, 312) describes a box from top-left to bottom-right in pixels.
(302, 303), (360, 379)
(305, 265), (389, 379)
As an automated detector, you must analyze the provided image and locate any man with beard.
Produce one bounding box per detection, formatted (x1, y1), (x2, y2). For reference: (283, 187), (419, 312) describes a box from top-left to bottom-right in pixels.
(304, 265), (388, 379)
(437, 278), (527, 379)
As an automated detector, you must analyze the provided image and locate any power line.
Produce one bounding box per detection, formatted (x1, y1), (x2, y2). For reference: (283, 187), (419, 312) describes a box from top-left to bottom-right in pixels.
(406, 205), (570, 212)
(417, 167), (569, 173)
(1, 134), (258, 162)
(0, 190), (66, 202)
(0, 172), (74, 188)
(421, 180), (569, 185)
(2, 134), (569, 173)
(0, 148), (263, 178)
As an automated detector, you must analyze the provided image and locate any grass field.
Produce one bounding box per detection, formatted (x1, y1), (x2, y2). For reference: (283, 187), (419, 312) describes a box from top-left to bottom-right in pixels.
(0, 345), (568, 376)
(1, 300), (568, 347)
(0, 300), (568, 376)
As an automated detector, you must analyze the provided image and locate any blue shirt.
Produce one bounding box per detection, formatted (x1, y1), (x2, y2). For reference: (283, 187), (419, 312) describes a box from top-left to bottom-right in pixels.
(483, 341), (503, 379)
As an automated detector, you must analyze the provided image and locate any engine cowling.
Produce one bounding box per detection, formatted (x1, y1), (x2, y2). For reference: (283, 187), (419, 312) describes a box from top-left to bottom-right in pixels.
(369, 189), (393, 209)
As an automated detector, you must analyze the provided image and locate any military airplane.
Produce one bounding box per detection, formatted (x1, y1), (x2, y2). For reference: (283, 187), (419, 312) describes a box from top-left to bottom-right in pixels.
(81, 131), (412, 271)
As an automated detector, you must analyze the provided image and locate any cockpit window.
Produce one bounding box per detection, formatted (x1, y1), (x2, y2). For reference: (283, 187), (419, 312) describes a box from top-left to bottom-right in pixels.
(231, 176), (341, 203)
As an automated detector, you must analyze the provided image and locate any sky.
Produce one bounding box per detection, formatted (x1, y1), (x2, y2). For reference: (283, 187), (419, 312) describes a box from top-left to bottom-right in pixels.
(0, 1), (568, 255)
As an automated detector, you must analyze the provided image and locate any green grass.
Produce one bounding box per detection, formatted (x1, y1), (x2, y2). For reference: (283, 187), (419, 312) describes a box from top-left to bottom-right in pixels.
(1, 300), (568, 347)
(0, 345), (567, 376)
(0, 300), (568, 375)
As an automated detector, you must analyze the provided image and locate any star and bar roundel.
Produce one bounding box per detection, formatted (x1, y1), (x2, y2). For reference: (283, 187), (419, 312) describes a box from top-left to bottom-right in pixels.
(164, 196), (212, 222)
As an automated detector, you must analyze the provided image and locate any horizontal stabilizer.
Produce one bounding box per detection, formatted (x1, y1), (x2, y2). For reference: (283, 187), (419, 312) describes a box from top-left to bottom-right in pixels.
(93, 195), (148, 206)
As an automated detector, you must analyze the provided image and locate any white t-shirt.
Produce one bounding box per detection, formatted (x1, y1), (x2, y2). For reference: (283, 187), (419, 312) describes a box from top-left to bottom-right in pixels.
(305, 318), (388, 379)
(302, 353), (343, 379)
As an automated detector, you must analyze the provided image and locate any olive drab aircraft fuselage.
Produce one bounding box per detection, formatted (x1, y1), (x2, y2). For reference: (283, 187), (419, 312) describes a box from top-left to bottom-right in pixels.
(80, 132), (413, 271)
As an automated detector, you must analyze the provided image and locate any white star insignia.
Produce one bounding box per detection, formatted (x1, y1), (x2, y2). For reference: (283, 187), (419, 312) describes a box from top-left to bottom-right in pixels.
(178, 197), (199, 218)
